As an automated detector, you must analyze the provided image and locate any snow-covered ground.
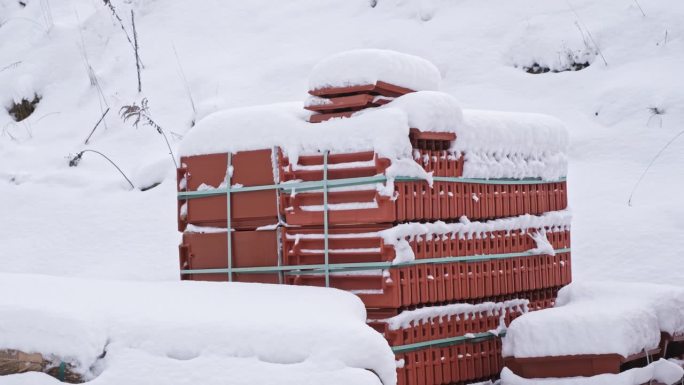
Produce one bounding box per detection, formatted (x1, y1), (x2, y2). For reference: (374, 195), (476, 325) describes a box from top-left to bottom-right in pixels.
(2, 0), (683, 284)
(2, 0), (684, 383)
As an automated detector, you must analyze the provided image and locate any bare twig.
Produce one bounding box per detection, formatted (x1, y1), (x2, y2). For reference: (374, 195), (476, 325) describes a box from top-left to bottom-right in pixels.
(574, 22), (590, 51)
(633, 0), (646, 17)
(628, 129), (684, 206)
(120, 98), (178, 168)
(103, 1), (134, 50)
(84, 107), (110, 144)
(2, 122), (19, 141)
(172, 44), (197, 124)
(566, 0), (608, 66)
(68, 149), (134, 189)
(131, 10), (141, 93)
(0, 61), (21, 73)
(75, 9), (109, 130)
(2, 17), (48, 32)
(39, 0), (54, 30)
(34, 111), (61, 123)
(169, 131), (184, 140)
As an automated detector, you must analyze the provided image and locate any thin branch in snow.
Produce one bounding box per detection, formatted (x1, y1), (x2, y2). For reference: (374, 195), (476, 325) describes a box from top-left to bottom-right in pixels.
(566, 0), (608, 66)
(68, 149), (135, 189)
(131, 10), (141, 93)
(84, 107), (110, 144)
(39, 0), (54, 31)
(120, 98), (178, 169)
(646, 107), (664, 128)
(75, 9), (110, 130)
(102, 1), (134, 51)
(0, 61), (22, 73)
(172, 44), (197, 125)
(657, 30), (668, 46)
(633, 0), (646, 17)
(628, 129), (684, 206)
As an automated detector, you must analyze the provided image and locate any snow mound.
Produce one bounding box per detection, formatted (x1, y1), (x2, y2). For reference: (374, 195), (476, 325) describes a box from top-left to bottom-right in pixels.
(501, 359), (684, 385)
(0, 349), (385, 385)
(503, 282), (684, 358)
(556, 282), (684, 337)
(0, 273), (395, 385)
(308, 49), (441, 92)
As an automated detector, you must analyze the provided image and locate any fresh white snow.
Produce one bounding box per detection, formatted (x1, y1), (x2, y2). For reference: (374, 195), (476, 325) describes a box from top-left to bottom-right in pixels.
(379, 299), (529, 331)
(308, 49), (441, 92)
(2, 0), (684, 383)
(0, 273), (395, 385)
(503, 282), (684, 358)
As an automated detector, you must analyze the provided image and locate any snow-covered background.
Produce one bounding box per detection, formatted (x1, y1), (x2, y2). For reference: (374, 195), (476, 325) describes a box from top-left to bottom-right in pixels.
(2, 0), (684, 384)
(2, 0), (682, 284)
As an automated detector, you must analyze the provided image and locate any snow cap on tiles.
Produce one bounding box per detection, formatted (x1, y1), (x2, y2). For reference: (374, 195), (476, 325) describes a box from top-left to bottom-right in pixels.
(308, 49), (442, 92)
(178, 102), (414, 163)
(503, 282), (684, 359)
(375, 90), (464, 133)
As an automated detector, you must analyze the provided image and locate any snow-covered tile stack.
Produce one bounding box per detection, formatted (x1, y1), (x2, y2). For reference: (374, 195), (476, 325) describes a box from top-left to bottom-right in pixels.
(502, 282), (684, 385)
(305, 49), (440, 123)
(176, 49), (571, 385)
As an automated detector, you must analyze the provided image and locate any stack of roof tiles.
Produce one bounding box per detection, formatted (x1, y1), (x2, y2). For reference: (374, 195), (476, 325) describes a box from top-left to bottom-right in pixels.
(176, 52), (571, 385)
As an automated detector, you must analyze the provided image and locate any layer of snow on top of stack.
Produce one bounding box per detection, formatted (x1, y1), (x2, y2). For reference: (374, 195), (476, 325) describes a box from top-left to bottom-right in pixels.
(308, 49), (441, 92)
(181, 95), (567, 179)
(458, 110), (568, 180)
(179, 102), (415, 164)
(503, 282), (684, 359)
(182, 50), (568, 180)
(0, 273), (395, 385)
(374, 90), (463, 132)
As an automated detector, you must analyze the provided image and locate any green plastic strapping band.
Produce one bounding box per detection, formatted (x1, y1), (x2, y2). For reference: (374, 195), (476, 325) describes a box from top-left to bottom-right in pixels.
(391, 331), (507, 354)
(226, 153), (233, 282)
(57, 362), (66, 381)
(180, 248), (571, 275)
(323, 150), (330, 288)
(176, 175), (568, 200)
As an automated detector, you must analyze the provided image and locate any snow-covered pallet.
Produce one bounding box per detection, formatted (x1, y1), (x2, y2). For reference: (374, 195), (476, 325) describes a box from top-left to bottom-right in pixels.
(174, 49), (573, 385)
(502, 283), (684, 385)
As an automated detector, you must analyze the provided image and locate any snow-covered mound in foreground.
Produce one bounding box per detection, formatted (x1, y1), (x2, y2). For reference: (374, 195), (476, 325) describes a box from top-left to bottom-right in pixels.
(308, 49), (441, 92)
(503, 282), (684, 358)
(0, 273), (395, 385)
(501, 359), (684, 385)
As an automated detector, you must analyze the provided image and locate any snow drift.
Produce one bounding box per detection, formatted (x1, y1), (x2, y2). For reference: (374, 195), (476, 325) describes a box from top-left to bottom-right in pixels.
(0, 273), (396, 385)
